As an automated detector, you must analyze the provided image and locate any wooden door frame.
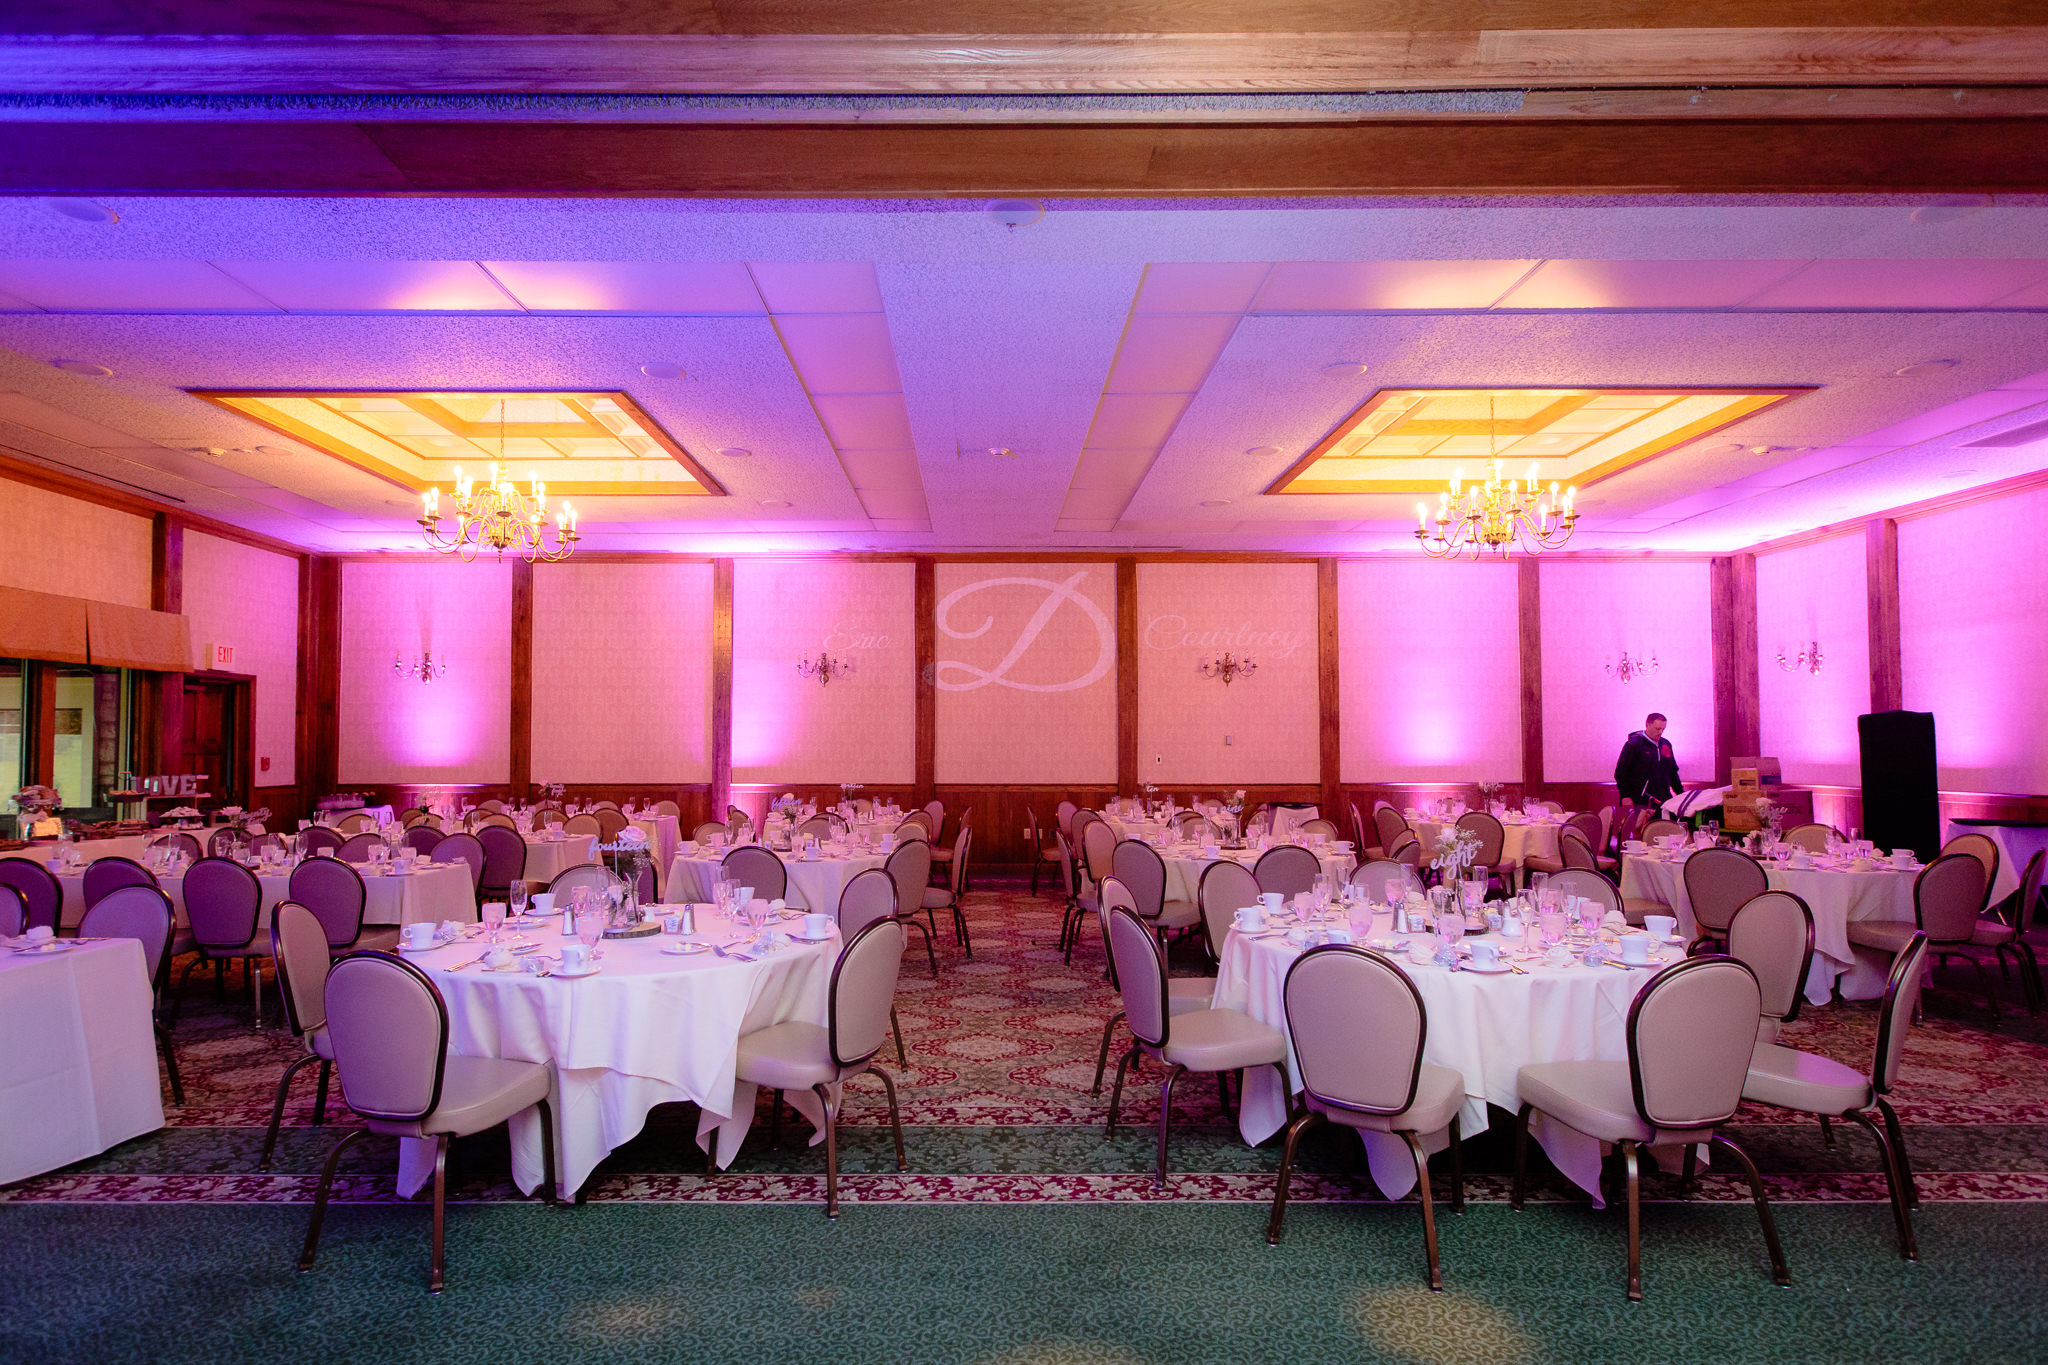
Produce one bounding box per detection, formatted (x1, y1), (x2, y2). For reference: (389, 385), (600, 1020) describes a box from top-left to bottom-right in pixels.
(185, 670), (256, 810)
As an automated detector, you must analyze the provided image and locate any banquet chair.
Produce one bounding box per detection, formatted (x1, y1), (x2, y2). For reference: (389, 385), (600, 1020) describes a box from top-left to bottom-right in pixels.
(547, 863), (619, 904)
(1742, 932), (1929, 1259)
(1253, 845), (1321, 900)
(729, 917), (908, 1219)
(1351, 858), (1422, 906)
(432, 832), (485, 910)
(1113, 838), (1202, 948)
(1848, 852), (1996, 1016)
(654, 799), (681, 818)
(174, 857), (268, 1019)
(1683, 847), (1770, 954)
(929, 806), (970, 887)
(1025, 808), (1064, 896)
(1094, 877), (1217, 1094)
(1565, 812), (1616, 871)
(1938, 832), (2001, 915)
(1725, 891), (1814, 1046)
(1781, 823), (1836, 854)
(474, 825), (527, 903)
(594, 808), (629, 844)
(1374, 805), (1410, 861)
(897, 811), (934, 839)
(83, 855), (157, 910)
(259, 902), (337, 1169)
(1536, 868), (1621, 919)
(398, 807), (428, 825)
(0, 858), (63, 934)
(336, 832), (382, 862)
(589, 800), (620, 813)
(1455, 810), (1512, 893)
(721, 845), (788, 903)
(148, 831), (203, 860)
(1349, 803), (1370, 857)
(1296, 818), (1340, 841)
(476, 800), (506, 815)
(291, 855), (400, 954)
(692, 820), (729, 844)
(335, 814), (374, 835)
(531, 806), (565, 829)
(301, 826), (344, 856)
(795, 815), (837, 843)
(1640, 819), (1687, 846)
(403, 825), (444, 856)
(206, 828), (244, 858)
(561, 812), (601, 837)
(77, 884), (184, 1106)
(923, 798), (946, 832)
(1056, 800), (1079, 845)
(301, 950), (557, 1292)
(1970, 849), (2043, 1014)
(0, 884), (24, 937)
(1266, 945), (1467, 1287)
(1198, 859), (1260, 964)
(726, 806), (754, 838)
(1079, 814), (1117, 900)
(1387, 832), (1423, 868)
(882, 839), (939, 976)
(1521, 829), (1598, 881)
(1055, 830), (1093, 963)
(923, 825), (975, 956)
(474, 813), (515, 832)
(838, 866), (899, 935)
(1105, 902), (1288, 1184)
(1514, 956), (1787, 1301)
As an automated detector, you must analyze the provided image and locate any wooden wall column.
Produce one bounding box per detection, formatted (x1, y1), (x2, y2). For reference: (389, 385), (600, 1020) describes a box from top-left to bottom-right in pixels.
(1866, 517), (1904, 713)
(913, 557), (934, 804)
(150, 512), (185, 776)
(1518, 557), (1544, 798)
(23, 662), (55, 788)
(509, 559), (533, 798)
(1709, 552), (1761, 786)
(1317, 558), (1341, 815)
(298, 555), (342, 803)
(1116, 558), (1138, 795)
(709, 558), (733, 816)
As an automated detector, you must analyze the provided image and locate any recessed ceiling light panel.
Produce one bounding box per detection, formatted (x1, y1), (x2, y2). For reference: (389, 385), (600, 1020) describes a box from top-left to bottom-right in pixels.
(50, 359), (112, 376)
(639, 361), (684, 379)
(42, 198), (117, 224)
(1893, 360), (1958, 378)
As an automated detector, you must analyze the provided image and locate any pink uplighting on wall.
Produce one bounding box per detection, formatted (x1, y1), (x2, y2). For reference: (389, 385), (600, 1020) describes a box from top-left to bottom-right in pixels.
(733, 559), (914, 785)
(1339, 559), (1521, 782)
(1901, 484), (2048, 794)
(338, 559), (511, 784)
(182, 532), (301, 786)
(1541, 560), (1713, 786)
(1756, 533), (1868, 787)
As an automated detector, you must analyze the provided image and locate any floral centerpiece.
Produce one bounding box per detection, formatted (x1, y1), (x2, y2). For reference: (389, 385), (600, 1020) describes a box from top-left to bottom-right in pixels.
(1476, 780), (1504, 809)
(840, 782), (863, 803)
(1754, 797), (1786, 834)
(12, 785), (59, 818)
(1433, 824), (1483, 883)
(770, 793), (803, 821)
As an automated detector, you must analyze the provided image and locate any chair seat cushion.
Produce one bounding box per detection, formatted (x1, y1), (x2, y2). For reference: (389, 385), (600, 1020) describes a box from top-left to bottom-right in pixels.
(1742, 1042), (1872, 1115)
(1308, 1062), (1465, 1137)
(1522, 855), (1564, 875)
(1155, 1007), (1286, 1073)
(308, 1025), (337, 1062)
(735, 1020), (839, 1091)
(1620, 898), (1666, 927)
(1845, 919), (1919, 954)
(1971, 919), (2018, 947)
(1168, 975), (1216, 1015)
(1517, 1060), (1712, 1146)
(365, 1054), (550, 1139)
(1756, 1016), (1780, 1046)
(354, 925), (403, 953)
(922, 888), (954, 910)
(1149, 898), (1201, 931)
(1595, 856), (1619, 873)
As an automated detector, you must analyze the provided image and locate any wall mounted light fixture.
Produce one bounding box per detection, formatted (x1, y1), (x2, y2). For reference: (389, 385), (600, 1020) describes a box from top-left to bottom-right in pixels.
(1197, 653), (1258, 685)
(394, 651), (447, 684)
(1777, 641), (1823, 674)
(1605, 650), (1659, 683)
(797, 652), (856, 686)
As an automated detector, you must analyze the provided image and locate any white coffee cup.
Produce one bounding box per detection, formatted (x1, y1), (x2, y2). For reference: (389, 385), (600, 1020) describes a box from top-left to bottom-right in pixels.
(560, 942), (591, 972)
(681, 840), (699, 857)
(402, 921), (436, 950)
(1469, 940), (1501, 969)
(1259, 892), (1284, 913)
(804, 913), (832, 938)
(531, 893), (555, 915)
(1234, 906), (1265, 931)
(1645, 914), (1677, 941)
(1620, 934), (1651, 965)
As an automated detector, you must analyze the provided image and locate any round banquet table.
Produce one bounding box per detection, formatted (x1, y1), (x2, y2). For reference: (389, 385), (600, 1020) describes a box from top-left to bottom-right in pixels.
(666, 848), (886, 917)
(627, 814), (681, 872)
(389, 908), (838, 1197)
(1620, 852), (1918, 1004)
(1413, 817), (1564, 871)
(521, 832), (599, 885)
(0, 936), (165, 1185)
(1157, 846), (1356, 905)
(1945, 818), (2048, 906)
(43, 856), (476, 930)
(1213, 914), (1673, 1208)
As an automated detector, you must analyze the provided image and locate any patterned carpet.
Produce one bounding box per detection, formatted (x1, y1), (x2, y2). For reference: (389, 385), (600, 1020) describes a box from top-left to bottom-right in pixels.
(9, 877), (2047, 1211)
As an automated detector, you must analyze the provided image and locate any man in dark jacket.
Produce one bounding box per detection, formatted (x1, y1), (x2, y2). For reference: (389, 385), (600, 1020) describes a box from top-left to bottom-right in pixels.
(1615, 712), (1683, 807)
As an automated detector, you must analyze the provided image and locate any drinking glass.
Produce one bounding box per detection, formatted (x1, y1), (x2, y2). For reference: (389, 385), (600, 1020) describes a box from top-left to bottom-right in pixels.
(574, 905), (606, 955)
(482, 898), (506, 944)
(510, 882), (530, 919)
(1439, 912), (1465, 946)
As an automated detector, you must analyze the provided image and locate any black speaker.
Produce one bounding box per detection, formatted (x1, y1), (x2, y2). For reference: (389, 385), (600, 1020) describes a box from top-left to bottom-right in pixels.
(1859, 711), (1939, 861)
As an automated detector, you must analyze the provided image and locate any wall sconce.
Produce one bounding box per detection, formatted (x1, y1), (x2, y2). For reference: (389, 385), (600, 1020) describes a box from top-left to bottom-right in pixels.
(394, 651), (447, 684)
(1197, 653), (1257, 685)
(1777, 641), (1823, 674)
(1604, 650), (1658, 683)
(797, 651), (856, 685)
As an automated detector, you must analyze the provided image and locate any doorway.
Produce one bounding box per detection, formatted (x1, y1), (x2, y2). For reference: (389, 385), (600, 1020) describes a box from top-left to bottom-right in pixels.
(181, 675), (252, 810)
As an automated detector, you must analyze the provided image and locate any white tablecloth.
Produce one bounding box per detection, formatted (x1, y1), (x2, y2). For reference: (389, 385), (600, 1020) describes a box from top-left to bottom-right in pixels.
(1213, 916), (1667, 1207)
(628, 815), (681, 873)
(1157, 848), (1356, 906)
(4, 834), (153, 867)
(45, 858), (475, 930)
(521, 833), (599, 885)
(666, 850), (886, 917)
(0, 937), (165, 1184)
(1268, 806), (1322, 840)
(1620, 853), (1918, 1004)
(390, 911), (837, 1197)
(1413, 819), (1565, 870)
(1945, 820), (2048, 906)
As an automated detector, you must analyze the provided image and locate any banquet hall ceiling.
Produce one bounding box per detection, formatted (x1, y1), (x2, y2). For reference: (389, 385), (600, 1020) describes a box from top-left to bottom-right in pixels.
(0, 193), (2045, 555)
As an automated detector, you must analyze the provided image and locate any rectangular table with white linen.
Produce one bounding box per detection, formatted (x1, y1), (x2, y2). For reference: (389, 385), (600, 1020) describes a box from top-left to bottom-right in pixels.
(0, 937), (166, 1185)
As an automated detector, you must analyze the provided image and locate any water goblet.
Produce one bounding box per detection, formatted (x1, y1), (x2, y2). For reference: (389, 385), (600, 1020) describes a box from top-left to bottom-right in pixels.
(574, 905), (606, 957)
(482, 898), (506, 945)
(510, 882), (530, 920)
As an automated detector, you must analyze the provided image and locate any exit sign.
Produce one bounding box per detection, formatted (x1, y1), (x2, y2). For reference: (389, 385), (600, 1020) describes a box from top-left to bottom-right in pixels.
(207, 643), (235, 668)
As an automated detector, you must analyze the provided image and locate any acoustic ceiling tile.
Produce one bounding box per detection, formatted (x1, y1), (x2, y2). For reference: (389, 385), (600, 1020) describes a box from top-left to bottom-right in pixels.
(1745, 258), (2048, 309)
(483, 260), (762, 313)
(1105, 314), (1240, 394)
(1255, 259), (1539, 312)
(748, 261), (885, 314)
(215, 259), (520, 312)
(812, 393), (915, 450)
(1068, 447), (1158, 490)
(856, 488), (930, 520)
(1061, 487), (1133, 519)
(839, 447), (923, 489)
(1133, 262), (1270, 314)
(1086, 393), (1191, 449)
(775, 312), (904, 394)
(0, 259), (279, 312)
(1496, 259), (1809, 310)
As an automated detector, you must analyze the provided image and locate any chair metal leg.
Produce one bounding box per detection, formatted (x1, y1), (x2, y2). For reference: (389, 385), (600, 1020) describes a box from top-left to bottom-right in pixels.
(1817, 1114), (1835, 1149)
(428, 1135), (448, 1293)
(1154, 1064), (1186, 1187)
(1970, 955), (2002, 1020)
(1106, 1045), (1136, 1133)
(812, 1082), (840, 1219)
(902, 917), (938, 976)
(1403, 1130), (1444, 1292)
(313, 1060), (331, 1126)
(1680, 1143), (1699, 1198)
(769, 1089), (784, 1149)
(535, 1097), (559, 1206)
(1447, 1114), (1464, 1213)
(890, 1006), (908, 1069)
(156, 1022), (184, 1107)
(1875, 1096), (1919, 1210)
(1711, 1133), (1791, 1288)
(298, 1127), (367, 1273)
(259, 1054), (320, 1170)
(869, 1066), (909, 1171)
(1215, 1069), (1232, 1120)
(1092, 1010), (1125, 1095)
(1842, 1109), (1915, 1260)
(1265, 1111), (1320, 1245)
(1621, 1140), (1643, 1301)
(1510, 1102), (1533, 1211)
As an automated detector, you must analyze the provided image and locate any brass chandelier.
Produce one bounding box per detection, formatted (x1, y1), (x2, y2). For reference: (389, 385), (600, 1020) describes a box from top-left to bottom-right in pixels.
(1414, 396), (1578, 559)
(419, 463), (579, 563)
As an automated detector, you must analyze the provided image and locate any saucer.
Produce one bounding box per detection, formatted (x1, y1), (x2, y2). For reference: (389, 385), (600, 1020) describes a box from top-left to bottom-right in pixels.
(1461, 961), (1512, 974)
(396, 939), (451, 953)
(553, 962), (602, 977)
(1651, 933), (1686, 945)
(660, 941), (711, 956)
(791, 927), (835, 942)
